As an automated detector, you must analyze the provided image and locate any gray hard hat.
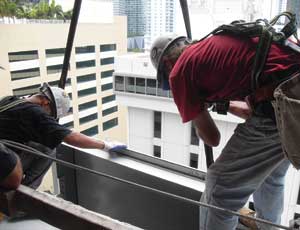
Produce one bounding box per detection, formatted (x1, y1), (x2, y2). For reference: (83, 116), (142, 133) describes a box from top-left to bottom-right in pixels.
(150, 35), (188, 89)
(39, 83), (70, 119)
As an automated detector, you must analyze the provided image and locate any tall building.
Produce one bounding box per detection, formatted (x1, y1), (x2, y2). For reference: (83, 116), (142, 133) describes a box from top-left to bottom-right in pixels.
(113, 0), (176, 49)
(113, 53), (300, 226)
(113, 0), (146, 50)
(0, 17), (128, 144)
(144, 0), (176, 49)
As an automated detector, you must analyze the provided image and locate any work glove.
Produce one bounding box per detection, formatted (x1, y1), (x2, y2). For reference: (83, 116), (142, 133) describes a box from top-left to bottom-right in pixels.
(103, 140), (127, 152)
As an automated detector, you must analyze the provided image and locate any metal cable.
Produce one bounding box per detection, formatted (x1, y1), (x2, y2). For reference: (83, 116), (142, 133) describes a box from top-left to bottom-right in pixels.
(0, 139), (293, 230)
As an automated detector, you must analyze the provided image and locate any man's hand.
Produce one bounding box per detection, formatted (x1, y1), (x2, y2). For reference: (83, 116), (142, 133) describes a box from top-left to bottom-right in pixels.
(103, 141), (127, 152)
(228, 101), (252, 120)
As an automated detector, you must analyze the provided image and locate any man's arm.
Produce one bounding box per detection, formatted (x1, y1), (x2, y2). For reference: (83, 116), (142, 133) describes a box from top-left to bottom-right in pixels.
(193, 109), (220, 147)
(0, 157), (23, 189)
(228, 101), (252, 120)
(63, 132), (105, 149)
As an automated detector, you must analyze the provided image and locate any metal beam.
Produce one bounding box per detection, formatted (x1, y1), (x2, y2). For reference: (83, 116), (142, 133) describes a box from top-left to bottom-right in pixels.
(0, 185), (141, 230)
(59, 0), (82, 89)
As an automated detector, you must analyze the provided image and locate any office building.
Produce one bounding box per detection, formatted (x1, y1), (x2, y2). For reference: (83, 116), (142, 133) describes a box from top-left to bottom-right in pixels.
(0, 17), (127, 144)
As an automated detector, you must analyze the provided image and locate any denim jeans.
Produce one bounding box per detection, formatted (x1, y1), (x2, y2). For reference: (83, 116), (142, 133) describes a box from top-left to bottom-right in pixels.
(18, 141), (55, 190)
(199, 114), (290, 230)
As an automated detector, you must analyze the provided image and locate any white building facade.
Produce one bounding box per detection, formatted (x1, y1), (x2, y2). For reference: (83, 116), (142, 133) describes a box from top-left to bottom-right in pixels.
(114, 54), (300, 225)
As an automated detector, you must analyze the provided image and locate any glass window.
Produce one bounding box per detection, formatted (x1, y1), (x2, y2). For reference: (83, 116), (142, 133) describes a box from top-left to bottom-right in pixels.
(103, 118), (118, 131)
(100, 57), (114, 65)
(136, 78), (145, 94)
(125, 77), (135, 93)
(48, 78), (71, 87)
(75, 45), (95, 54)
(154, 111), (161, 138)
(79, 113), (98, 125)
(81, 125), (98, 136)
(191, 126), (199, 146)
(100, 44), (116, 52)
(47, 64), (63, 75)
(13, 84), (40, 97)
(154, 145), (161, 158)
(102, 106), (118, 116)
(76, 60), (95, 69)
(8, 50), (38, 62)
(101, 70), (114, 78)
(11, 68), (40, 81)
(78, 87), (97, 98)
(157, 81), (169, 97)
(101, 83), (113, 91)
(102, 94), (116, 104)
(77, 73), (96, 83)
(79, 100), (97, 111)
(46, 48), (65, 58)
(62, 121), (74, 129)
(114, 75), (124, 92)
(190, 153), (198, 168)
(146, 79), (156, 95)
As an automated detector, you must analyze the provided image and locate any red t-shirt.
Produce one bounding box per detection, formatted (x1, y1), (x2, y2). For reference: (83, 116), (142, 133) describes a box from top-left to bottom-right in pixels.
(169, 34), (300, 122)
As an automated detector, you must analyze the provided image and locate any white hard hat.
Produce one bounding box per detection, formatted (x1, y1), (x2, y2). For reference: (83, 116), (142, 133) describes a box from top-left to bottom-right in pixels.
(39, 83), (70, 119)
(150, 35), (189, 89)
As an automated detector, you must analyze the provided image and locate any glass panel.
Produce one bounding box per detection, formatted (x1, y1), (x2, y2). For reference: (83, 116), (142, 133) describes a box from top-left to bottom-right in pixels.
(79, 100), (97, 111)
(102, 106), (118, 116)
(76, 60), (96, 69)
(100, 57), (114, 65)
(75, 45), (95, 54)
(13, 84), (40, 97)
(11, 68), (40, 81)
(191, 126), (199, 146)
(101, 83), (113, 91)
(47, 64), (63, 75)
(136, 78), (145, 94)
(46, 48), (65, 58)
(154, 145), (161, 158)
(103, 117), (118, 131)
(114, 75), (124, 91)
(125, 77), (135, 93)
(102, 94), (115, 104)
(8, 50), (38, 62)
(78, 87), (97, 98)
(101, 70), (114, 78)
(157, 81), (168, 97)
(79, 113), (98, 125)
(190, 153), (198, 168)
(154, 111), (161, 138)
(146, 79), (156, 95)
(81, 125), (98, 136)
(77, 73), (96, 83)
(62, 121), (74, 129)
(100, 44), (116, 52)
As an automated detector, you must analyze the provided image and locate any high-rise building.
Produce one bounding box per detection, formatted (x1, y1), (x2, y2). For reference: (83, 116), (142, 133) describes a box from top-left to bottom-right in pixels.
(113, 0), (176, 49)
(144, 0), (176, 49)
(0, 17), (128, 143)
(113, 0), (146, 50)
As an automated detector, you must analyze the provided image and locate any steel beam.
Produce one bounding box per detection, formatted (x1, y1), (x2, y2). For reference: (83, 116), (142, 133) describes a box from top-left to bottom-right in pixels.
(0, 185), (141, 230)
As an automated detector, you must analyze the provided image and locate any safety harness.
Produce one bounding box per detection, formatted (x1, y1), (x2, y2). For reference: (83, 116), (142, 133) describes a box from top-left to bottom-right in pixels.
(198, 11), (300, 114)
(0, 96), (26, 113)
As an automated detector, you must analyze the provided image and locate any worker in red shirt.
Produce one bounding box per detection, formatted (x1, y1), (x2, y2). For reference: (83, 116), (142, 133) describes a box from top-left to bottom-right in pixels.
(150, 33), (300, 229)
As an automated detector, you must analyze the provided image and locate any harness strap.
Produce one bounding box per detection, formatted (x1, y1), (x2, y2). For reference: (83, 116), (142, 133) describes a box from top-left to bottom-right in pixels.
(0, 96), (27, 113)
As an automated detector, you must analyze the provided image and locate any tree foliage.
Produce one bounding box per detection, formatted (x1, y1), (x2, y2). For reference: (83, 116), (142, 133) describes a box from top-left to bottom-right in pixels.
(0, 0), (72, 20)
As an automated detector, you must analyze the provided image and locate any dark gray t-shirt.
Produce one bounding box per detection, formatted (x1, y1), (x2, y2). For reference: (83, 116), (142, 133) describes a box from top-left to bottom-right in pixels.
(0, 96), (71, 149)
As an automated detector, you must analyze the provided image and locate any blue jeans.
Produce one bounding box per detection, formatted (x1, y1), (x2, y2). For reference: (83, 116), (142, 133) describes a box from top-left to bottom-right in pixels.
(199, 114), (290, 230)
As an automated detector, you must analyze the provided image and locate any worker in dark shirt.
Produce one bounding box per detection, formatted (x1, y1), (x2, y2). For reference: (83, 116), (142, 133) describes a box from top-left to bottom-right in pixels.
(150, 33), (300, 229)
(0, 83), (126, 190)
